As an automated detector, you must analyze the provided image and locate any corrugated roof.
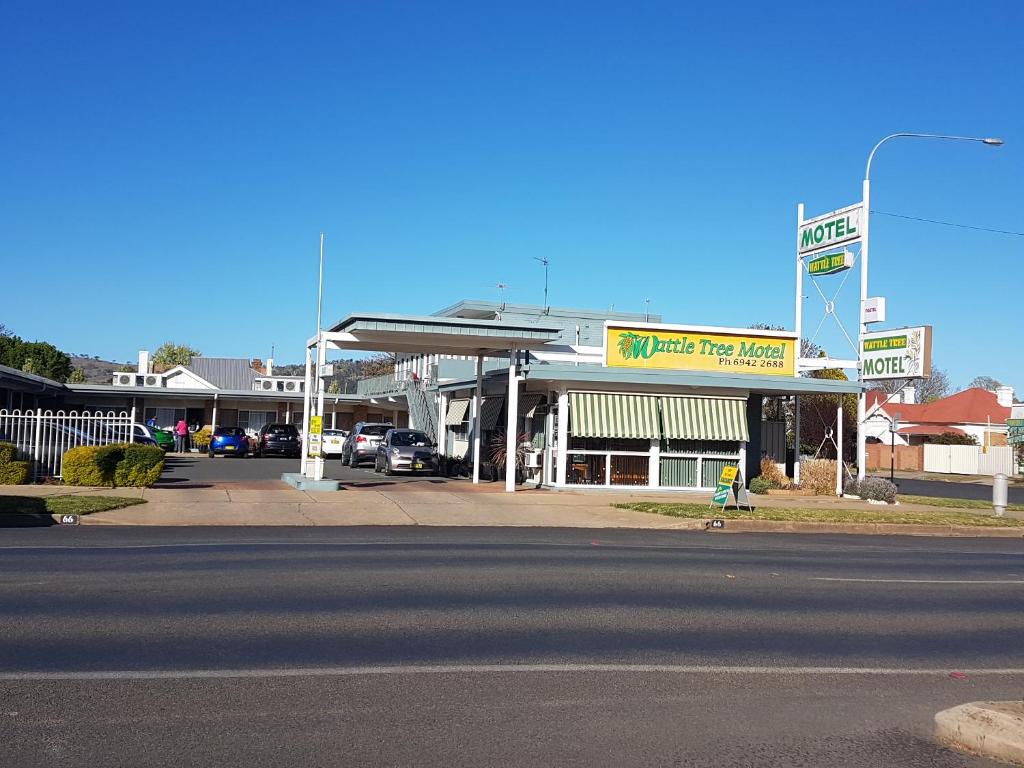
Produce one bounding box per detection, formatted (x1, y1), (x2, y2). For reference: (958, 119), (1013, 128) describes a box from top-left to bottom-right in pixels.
(187, 357), (258, 390)
(869, 388), (1010, 426)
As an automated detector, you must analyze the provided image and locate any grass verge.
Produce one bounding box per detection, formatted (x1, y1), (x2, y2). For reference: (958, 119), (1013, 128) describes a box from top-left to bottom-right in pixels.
(0, 495), (146, 516)
(898, 494), (1024, 513)
(615, 502), (1024, 527)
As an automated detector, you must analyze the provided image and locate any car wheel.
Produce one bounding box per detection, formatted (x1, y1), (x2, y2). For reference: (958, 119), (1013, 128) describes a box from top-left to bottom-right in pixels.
(383, 459), (393, 476)
(349, 452), (359, 468)
(208, 451), (214, 458)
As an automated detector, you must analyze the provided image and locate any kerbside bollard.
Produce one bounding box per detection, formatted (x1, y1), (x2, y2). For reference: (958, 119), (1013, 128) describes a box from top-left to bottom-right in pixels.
(993, 473), (1007, 517)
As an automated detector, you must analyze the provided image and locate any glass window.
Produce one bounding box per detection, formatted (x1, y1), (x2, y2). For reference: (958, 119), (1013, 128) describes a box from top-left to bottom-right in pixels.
(360, 425), (391, 437)
(566, 454), (605, 485)
(391, 431), (431, 447)
(610, 455), (649, 486)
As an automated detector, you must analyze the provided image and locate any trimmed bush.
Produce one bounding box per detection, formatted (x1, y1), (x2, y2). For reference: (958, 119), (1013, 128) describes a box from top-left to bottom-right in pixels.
(758, 457), (790, 489)
(749, 476), (772, 495)
(843, 478), (861, 497)
(62, 443), (165, 487)
(0, 441), (18, 465)
(858, 476), (898, 504)
(113, 444), (165, 487)
(0, 460), (30, 485)
(191, 428), (211, 451)
(800, 459), (838, 496)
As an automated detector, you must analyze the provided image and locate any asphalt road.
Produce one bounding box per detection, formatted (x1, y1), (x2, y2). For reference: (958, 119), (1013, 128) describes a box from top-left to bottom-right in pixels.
(158, 453), (463, 487)
(872, 475), (1024, 504)
(2, 527), (1023, 767)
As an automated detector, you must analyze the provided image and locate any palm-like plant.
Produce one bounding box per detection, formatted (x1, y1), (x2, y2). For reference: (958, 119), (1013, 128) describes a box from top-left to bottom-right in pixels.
(488, 431), (531, 472)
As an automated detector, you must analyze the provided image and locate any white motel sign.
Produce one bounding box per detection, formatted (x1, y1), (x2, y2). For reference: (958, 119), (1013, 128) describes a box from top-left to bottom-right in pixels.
(798, 202), (863, 255)
(861, 325), (932, 380)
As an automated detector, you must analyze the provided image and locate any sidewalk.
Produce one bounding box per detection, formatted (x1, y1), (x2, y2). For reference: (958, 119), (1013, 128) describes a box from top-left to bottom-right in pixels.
(2, 482), (1020, 530)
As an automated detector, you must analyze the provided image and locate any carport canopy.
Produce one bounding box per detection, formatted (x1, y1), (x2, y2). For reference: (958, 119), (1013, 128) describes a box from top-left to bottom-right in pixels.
(315, 313), (563, 356)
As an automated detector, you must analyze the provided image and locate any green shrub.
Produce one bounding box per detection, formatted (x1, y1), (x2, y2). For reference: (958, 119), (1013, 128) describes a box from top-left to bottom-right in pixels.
(191, 427), (211, 451)
(0, 441), (18, 465)
(858, 476), (897, 503)
(63, 443), (164, 487)
(113, 444), (165, 487)
(0, 460), (30, 485)
(749, 476), (772, 495)
(63, 445), (117, 486)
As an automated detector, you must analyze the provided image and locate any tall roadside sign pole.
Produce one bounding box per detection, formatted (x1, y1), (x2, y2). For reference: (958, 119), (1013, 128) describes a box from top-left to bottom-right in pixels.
(856, 133), (1003, 480)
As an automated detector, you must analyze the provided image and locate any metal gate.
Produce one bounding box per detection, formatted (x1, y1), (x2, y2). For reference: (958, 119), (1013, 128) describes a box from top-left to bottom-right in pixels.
(0, 409), (135, 480)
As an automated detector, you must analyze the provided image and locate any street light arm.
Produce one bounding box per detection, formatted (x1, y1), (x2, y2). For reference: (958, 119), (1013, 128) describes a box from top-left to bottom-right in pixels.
(865, 133), (1003, 181)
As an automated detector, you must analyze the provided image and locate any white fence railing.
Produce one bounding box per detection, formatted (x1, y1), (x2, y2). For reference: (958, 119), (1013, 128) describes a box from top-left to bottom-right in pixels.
(0, 409), (135, 480)
(923, 444), (1013, 476)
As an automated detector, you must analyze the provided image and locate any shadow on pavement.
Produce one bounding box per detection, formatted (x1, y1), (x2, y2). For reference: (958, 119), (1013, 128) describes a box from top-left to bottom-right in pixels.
(0, 495), (56, 527)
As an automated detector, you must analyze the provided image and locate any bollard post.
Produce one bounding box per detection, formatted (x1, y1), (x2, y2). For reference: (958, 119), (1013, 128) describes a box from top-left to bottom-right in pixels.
(992, 473), (1007, 517)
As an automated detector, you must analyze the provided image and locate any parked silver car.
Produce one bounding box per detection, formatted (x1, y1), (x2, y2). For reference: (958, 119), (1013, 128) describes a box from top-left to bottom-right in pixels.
(374, 428), (438, 475)
(341, 422), (393, 467)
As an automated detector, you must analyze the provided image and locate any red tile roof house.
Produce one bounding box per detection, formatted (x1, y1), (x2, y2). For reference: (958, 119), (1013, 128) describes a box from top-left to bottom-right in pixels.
(864, 386), (1014, 447)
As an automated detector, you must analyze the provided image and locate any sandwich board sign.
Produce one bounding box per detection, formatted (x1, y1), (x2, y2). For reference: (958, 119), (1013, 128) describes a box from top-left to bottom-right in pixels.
(709, 464), (753, 512)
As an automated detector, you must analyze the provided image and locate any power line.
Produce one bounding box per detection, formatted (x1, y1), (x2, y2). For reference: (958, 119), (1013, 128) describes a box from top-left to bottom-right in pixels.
(871, 210), (1024, 237)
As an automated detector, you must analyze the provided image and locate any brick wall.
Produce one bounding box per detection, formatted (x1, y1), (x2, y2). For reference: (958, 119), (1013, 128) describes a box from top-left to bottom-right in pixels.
(867, 443), (923, 471)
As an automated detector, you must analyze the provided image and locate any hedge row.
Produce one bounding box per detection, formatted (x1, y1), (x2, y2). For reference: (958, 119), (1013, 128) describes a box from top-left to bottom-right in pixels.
(63, 444), (165, 487)
(0, 441), (30, 485)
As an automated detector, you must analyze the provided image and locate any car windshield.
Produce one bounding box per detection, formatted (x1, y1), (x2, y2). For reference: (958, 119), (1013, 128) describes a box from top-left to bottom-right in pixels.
(322, 430), (343, 436)
(267, 425), (298, 435)
(215, 428), (245, 436)
(360, 425), (390, 437)
(391, 431), (431, 447)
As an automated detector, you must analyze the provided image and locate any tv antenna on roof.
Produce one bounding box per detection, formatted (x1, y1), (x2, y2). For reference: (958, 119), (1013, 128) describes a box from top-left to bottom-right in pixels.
(533, 257), (550, 312)
(495, 282), (511, 307)
(644, 298), (651, 322)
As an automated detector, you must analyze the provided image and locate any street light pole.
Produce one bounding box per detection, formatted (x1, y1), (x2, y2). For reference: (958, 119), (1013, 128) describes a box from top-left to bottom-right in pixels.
(856, 133), (1003, 481)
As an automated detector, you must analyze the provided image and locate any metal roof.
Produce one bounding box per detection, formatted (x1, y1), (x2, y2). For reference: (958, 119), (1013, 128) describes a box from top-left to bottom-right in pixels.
(187, 357), (258, 390)
(0, 364), (67, 394)
(64, 383), (327, 401)
(324, 312), (563, 354)
(433, 299), (660, 324)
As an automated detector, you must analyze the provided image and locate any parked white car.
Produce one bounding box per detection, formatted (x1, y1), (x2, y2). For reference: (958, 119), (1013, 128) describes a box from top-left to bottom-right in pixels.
(320, 428), (348, 456)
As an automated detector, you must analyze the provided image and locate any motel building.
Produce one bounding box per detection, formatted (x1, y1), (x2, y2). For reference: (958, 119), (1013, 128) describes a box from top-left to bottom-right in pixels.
(308, 300), (859, 492)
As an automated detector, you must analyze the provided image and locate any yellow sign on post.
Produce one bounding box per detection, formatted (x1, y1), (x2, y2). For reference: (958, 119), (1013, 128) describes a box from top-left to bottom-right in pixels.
(308, 416), (323, 458)
(606, 325), (796, 376)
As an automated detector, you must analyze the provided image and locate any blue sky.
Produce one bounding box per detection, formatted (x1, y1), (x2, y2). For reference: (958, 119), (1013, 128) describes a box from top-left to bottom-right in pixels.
(1, 1), (1021, 392)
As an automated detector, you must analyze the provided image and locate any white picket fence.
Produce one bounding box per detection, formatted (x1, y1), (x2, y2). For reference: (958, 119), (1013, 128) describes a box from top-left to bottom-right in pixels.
(0, 409), (135, 480)
(923, 444), (1014, 476)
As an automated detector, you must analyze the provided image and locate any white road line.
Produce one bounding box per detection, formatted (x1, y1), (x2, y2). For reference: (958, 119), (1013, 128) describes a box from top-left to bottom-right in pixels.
(812, 577), (1024, 584)
(3, 664), (1024, 682)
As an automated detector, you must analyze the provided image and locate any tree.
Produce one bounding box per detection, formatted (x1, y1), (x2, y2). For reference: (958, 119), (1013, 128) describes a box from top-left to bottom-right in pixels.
(152, 342), (199, 369)
(798, 365), (858, 462)
(968, 375), (1003, 391)
(327, 380), (340, 394)
(361, 352), (397, 378)
(21, 358), (35, 374)
(748, 323), (820, 360)
(870, 366), (951, 403)
(68, 367), (87, 383)
(930, 431), (977, 446)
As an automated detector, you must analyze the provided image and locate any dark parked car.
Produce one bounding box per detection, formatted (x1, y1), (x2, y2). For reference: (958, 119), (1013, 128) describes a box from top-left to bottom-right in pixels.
(374, 428), (438, 475)
(255, 423), (301, 458)
(341, 422), (392, 467)
(209, 427), (249, 458)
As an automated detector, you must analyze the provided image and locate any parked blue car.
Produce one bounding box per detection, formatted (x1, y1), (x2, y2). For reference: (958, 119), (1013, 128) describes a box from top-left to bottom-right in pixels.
(208, 427), (250, 458)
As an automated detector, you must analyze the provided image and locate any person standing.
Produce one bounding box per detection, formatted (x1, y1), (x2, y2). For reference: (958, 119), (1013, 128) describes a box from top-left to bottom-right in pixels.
(175, 418), (189, 453)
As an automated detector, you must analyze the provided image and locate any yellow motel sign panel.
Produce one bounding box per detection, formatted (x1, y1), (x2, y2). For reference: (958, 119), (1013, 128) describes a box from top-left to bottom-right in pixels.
(605, 324), (796, 376)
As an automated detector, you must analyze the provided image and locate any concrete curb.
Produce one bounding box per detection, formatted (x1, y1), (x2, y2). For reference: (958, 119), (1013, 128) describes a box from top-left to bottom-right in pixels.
(935, 701), (1024, 765)
(701, 519), (1024, 538)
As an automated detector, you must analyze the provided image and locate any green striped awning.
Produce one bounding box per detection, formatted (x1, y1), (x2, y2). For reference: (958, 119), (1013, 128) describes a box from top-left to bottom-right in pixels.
(659, 396), (749, 441)
(444, 398), (470, 426)
(569, 393), (661, 439)
(479, 397), (505, 430)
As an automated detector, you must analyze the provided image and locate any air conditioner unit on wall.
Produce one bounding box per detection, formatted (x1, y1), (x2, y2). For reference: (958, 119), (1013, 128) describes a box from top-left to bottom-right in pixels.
(525, 451), (542, 469)
(144, 375), (160, 387)
(262, 380), (273, 390)
(117, 374), (133, 386)
(285, 381), (296, 391)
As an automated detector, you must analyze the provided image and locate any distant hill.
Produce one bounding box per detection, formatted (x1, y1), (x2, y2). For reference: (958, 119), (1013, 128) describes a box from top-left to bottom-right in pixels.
(70, 356), (133, 384)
